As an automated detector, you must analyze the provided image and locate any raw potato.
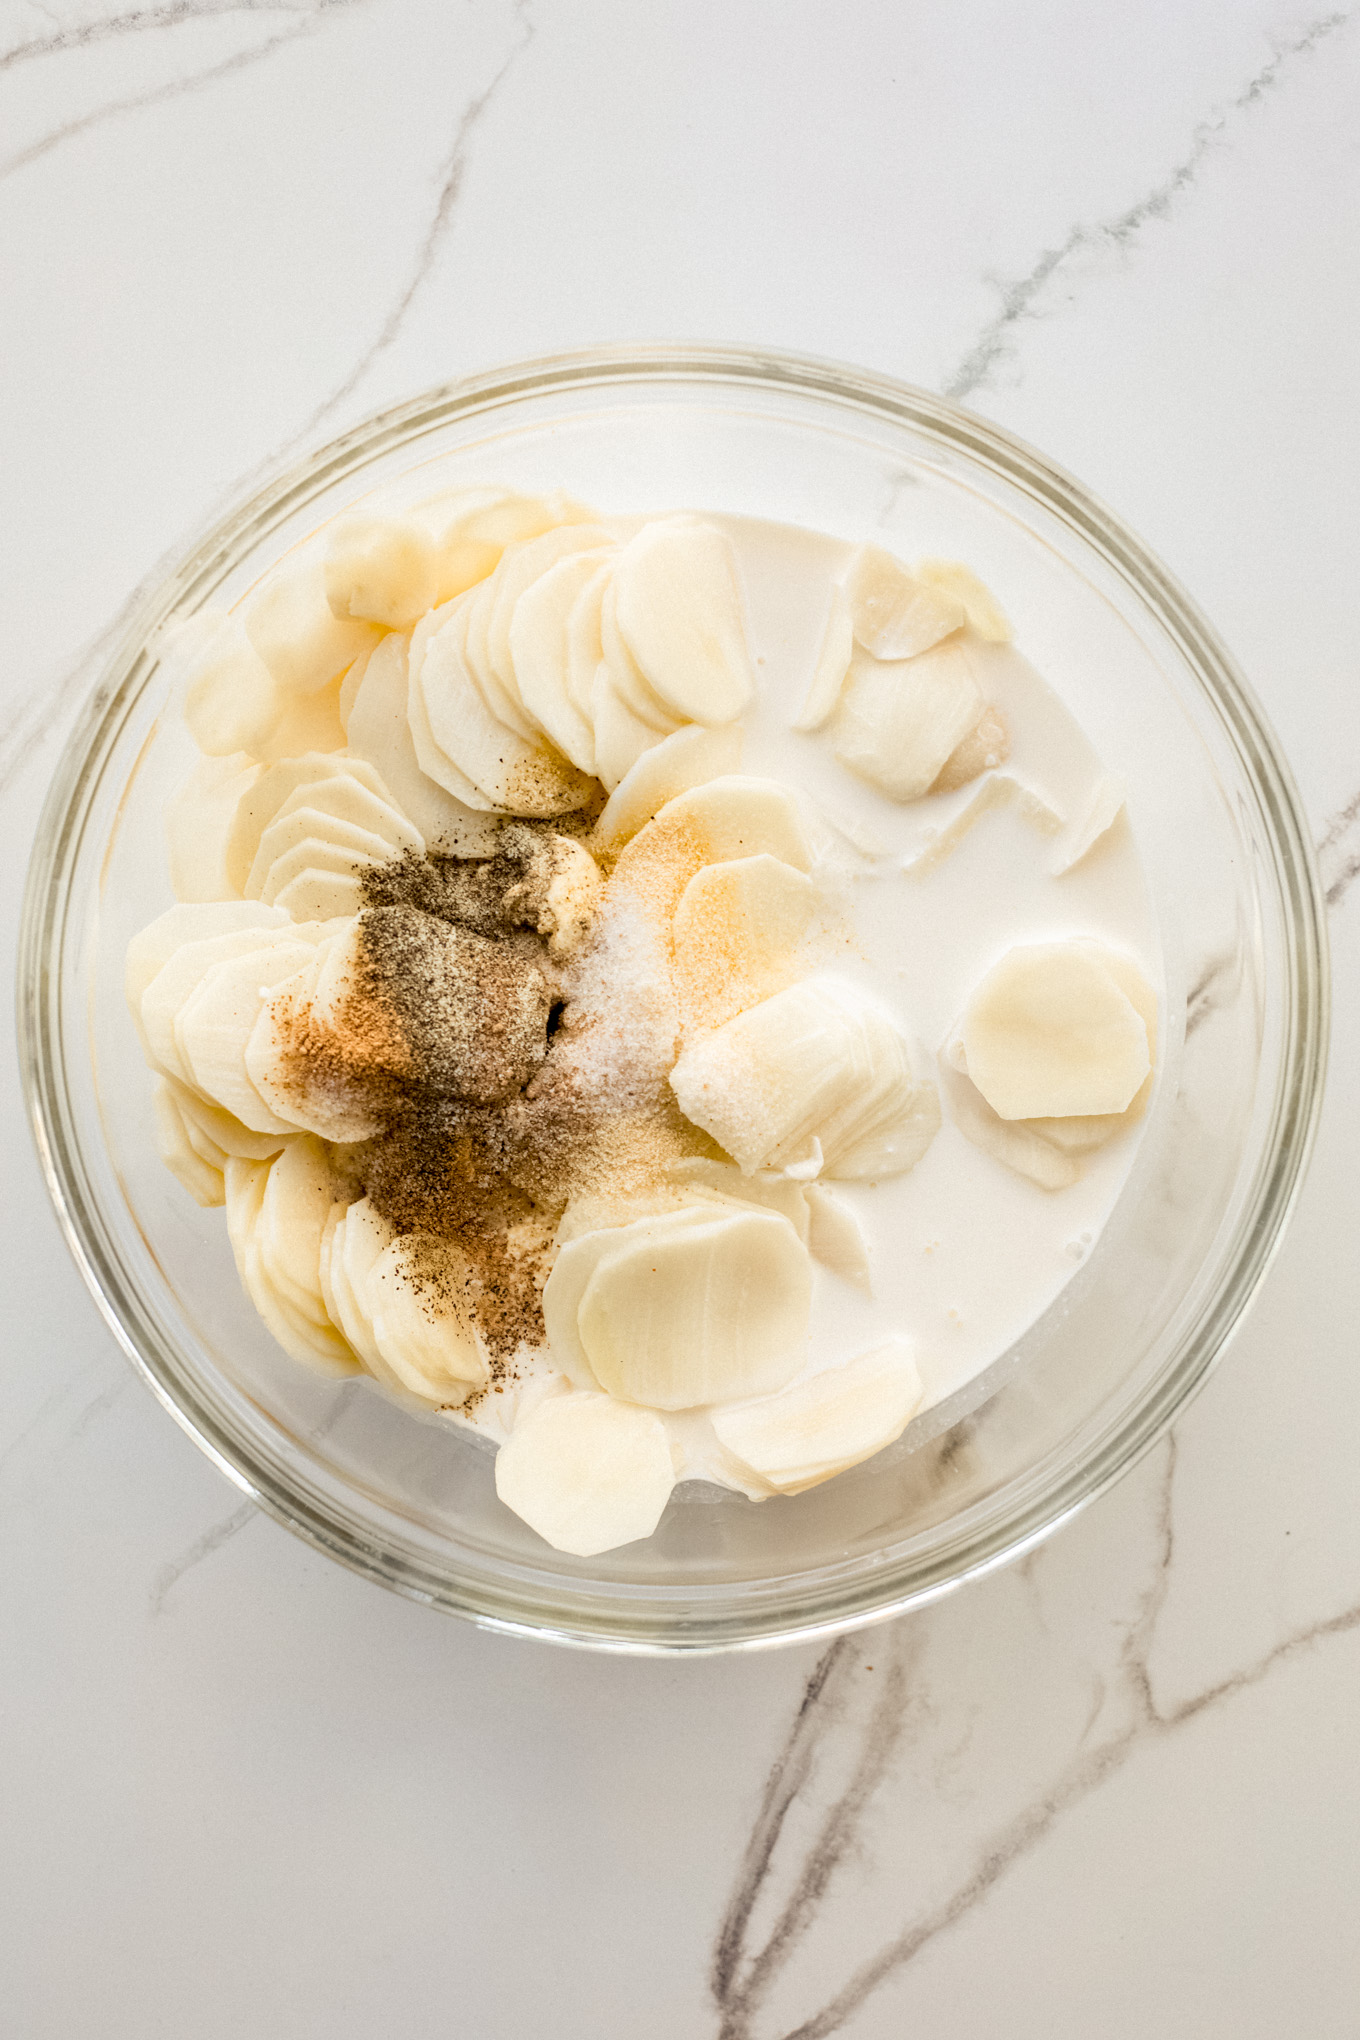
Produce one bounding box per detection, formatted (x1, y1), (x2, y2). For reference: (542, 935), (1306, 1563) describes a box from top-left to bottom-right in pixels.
(669, 976), (939, 1181)
(414, 596), (595, 815)
(249, 676), (349, 765)
(494, 1393), (676, 1556)
(345, 631), (503, 855)
(162, 611), (282, 758)
(590, 660), (674, 790)
(915, 559), (1012, 642)
(930, 704), (1010, 795)
(545, 1206), (813, 1409)
(804, 1183), (872, 1293)
(591, 722), (744, 851)
(152, 1080), (225, 1206)
(508, 548), (611, 772)
(638, 776), (814, 874)
(364, 1235), (489, 1404)
(141, 927), (293, 1084)
(126, 902), (286, 1057)
(243, 559), (381, 696)
(961, 942), (1151, 1120)
(841, 544), (966, 659)
(833, 640), (985, 803)
(793, 584), (854, 731)
(323, 513), (438, 628)
(223, 754), (393, 895)
(713, 1339), (923, 1495)
(224, 1156), (359, 1375)
(577, 1209), (812, 1408)
(176, 942), (319, 1133)
(938, 1055), (1084, 1192)
(612, 519), (756, 724)
(488, 525), (616, 738)
(1049, 775), (1127, 875)
(672, 854), (817, 1031)
(166, 754), (261, 900)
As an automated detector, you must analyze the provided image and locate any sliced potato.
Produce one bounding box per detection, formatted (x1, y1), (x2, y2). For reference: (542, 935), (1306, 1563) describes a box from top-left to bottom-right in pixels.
(591, 722), (744, 852)
(243, 558), (381, 696)
(152, 1080), (225, 1206)
(494, 1392), (676, 1556)
(841, 544), (965, 659)
(590, 661), (672, 792)
(345, 630), (503, 854)
(793, 583), (854, 732)
(162, 611), (283, 759)
(613, 519), (756, 724)
(365, 1235), (490, 1404)
(573, 1207), (812, 1409)
(673, 853), (817, 1032)
(804, 1183), (872, 1293)
(916, 558), (1012, 642)
(833, 640), (985, 803)
(323, 513), (438, 628)
(165, 754), (261, 902)
(507, 548), (612, 772)
(960, 942), (1151, 1120)
(713, 1339), (922, 1495)
(175, 942), (318, 1131)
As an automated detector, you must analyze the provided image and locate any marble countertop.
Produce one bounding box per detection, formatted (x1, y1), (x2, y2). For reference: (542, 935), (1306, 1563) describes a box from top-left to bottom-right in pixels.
(3, 4), (1359, 2033)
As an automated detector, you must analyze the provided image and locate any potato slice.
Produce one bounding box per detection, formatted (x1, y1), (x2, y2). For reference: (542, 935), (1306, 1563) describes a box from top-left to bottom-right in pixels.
(804, 1184), (871, 1293)
(1049, 775), (1127, 876)
(416, 597), (595, 815)
(673, 854), (817, 1031)
(613, 519), (756, 724)
(487, 525), (615, 731)
(506, 548), (612, 772)
(270, 868), (366, 924)
(166, 754), (261, 902)
(126, 902), (286, 1058)
(323, 513), (438, 628)
(599, 580), (678, 731)
(960, 942), (1151, 1120)
(273, 774), (423, 855)
(833, 640), (985, 803)
(365, 1235), (490, 1405)
(543, 1206), (717, 1391)
(930, 705), (1010, 795)
(669, 975), (939, 1181)
(328, 1198), (397, 1378)
(223, 754), (392, 896)
(254, 1136), (341, 1325)
(915, 559), (1012, 642)
(176, 942), (318, 1131)
(617, 777), (815, 912)
(243, 558), (381, 696)
(589, 661), (672, 791)
(161, 611), (283, 759)
(152, 1080), (225, 1206)
(573, 1207), (812, 1409)
(937, 1056), (1083, 1192)
(565, 560), (612, 721)
(141, 928), (292, 1084)
(713, 1339), (922, 1495)
(494, 1392), (676, 1556)
(165, 1076), (289, 1163)
(405, 602), (503, 811)
(225, 1157), (358, 1375)
(793, 583), (854, 732)
(247, 818), (394, 903)
(841, 544), (965, 659)
(591, 722), (744, 852)
(345, 630), (503, 854)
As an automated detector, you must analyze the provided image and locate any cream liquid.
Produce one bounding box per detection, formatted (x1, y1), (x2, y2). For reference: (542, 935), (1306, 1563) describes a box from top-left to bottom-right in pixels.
(447, 512), (1161, 1484)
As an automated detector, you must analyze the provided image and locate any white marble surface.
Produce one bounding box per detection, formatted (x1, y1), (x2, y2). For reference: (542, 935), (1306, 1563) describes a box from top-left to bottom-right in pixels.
(3, 4), (1359, 2033)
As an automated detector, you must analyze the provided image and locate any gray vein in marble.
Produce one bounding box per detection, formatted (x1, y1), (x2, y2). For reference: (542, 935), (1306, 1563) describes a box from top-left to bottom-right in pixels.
(294, 0), (536, 440)
(0, 8), (338, 184)
(713, 1438), (1360, 2040)
(1184, 946), (1240, 1039)
(149, 1498), (255, 1611)
(0, 0), (332, 74)
(1319, 788), (1360, 907)
(0, 1364), (120, 1486)
(944, 13), (1351, 402)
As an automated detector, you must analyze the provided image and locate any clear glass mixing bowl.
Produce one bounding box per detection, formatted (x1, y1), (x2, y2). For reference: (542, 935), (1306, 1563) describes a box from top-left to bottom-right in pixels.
(18, 345), (1329, 1651)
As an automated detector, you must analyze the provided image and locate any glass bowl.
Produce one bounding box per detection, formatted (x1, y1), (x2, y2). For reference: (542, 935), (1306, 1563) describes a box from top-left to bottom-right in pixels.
(18, 345), (1329, 1652)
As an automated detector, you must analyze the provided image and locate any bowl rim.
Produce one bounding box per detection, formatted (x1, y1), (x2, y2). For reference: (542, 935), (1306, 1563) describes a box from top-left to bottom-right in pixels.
(17, 341), (1331, 1653)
